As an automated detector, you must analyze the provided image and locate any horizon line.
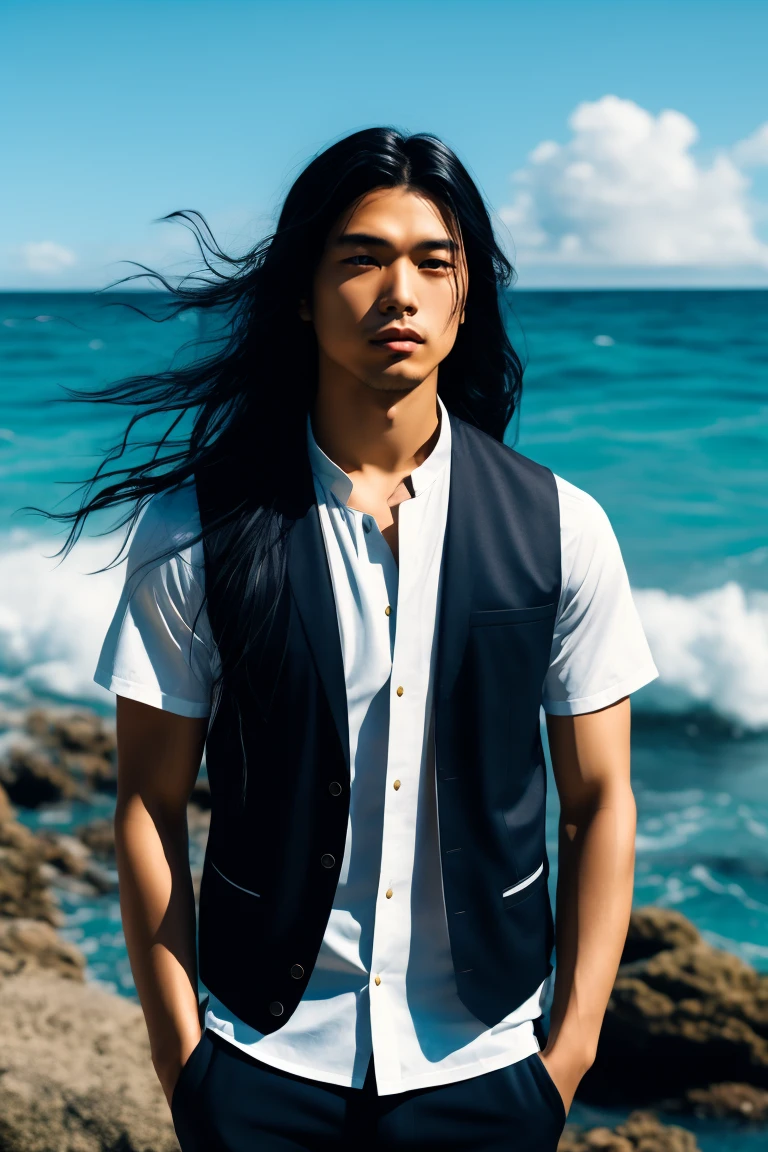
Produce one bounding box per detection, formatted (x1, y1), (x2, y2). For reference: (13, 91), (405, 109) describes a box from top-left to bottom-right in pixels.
(2, 285), (768, 295)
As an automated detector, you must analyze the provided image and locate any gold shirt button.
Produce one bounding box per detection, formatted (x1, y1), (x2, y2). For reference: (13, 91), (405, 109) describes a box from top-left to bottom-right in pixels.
(396, 685), (404, 697)
(386, 888), (393, 899)
(374, 975), (381, 986)
(393, 779), (401, 790)
(385, 605), (392, 616)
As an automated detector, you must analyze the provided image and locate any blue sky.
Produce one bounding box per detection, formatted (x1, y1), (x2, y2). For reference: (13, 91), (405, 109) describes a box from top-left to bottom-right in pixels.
(2, 0), (767, 289)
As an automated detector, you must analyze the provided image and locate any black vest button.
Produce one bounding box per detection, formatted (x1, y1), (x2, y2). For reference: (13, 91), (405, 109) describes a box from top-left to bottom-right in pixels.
(328, 781), (342, 797)
(321, 853), (335, 869)
(290, 963), (305, 980)
(269, 1001), (284, 1016)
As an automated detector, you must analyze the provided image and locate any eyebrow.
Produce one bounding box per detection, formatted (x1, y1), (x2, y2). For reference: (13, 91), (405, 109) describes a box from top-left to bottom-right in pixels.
(334, 231), (457, 255)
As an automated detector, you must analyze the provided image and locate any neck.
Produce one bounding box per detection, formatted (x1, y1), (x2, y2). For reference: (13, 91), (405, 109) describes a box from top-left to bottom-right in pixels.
(311, 359), (440, 476)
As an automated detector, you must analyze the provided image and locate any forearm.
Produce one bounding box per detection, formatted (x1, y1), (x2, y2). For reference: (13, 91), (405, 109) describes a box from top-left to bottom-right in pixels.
(547, 782), (637, 1067)
(114, 794), (201, 1075)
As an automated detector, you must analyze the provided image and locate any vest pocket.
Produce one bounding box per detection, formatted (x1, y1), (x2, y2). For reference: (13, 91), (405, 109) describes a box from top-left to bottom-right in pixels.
(468, 602), (557, 627)
(502, 862), (546, 908)
(198, 855), (270, 1008)
(210, 860), (261, 899)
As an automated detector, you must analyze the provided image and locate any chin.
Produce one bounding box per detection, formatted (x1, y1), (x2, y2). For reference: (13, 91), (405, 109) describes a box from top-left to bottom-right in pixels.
(363, 370), (425, 393)
(367, 381), (422, 395)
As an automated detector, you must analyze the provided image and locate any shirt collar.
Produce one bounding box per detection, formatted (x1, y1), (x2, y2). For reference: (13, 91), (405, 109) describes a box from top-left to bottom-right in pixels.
(306, 394), (452, 505)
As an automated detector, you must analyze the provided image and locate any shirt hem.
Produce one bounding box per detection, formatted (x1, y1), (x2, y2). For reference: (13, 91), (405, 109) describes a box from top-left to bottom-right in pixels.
(201, 1023), (369, 1089)
(202, 1020), (542, 1096)
(542, 663), (659, 716)
(373, 1037), (542, 1095)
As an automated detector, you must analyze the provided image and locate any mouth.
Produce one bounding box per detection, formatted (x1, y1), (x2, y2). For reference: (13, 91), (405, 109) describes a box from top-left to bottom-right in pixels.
(369, 330), (424, 355)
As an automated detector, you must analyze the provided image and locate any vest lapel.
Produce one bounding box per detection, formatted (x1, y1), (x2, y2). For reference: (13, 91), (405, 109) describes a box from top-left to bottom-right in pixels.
(435, 415), (473, 703)
(287, 502), (350, 776)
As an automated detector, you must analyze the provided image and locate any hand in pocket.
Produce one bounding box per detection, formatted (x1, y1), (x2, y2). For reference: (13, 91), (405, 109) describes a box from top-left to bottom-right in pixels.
(160, 1029), (204, 1110)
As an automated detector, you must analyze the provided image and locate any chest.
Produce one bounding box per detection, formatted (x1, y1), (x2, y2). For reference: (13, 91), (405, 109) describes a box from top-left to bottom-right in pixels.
(314, 473), (450, 701)
(343, 473), (414, 566)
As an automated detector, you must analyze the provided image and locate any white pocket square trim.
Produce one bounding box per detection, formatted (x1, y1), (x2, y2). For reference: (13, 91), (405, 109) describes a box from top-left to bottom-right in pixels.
(211, 860), (261, 898)
(502, 862), (544, 898)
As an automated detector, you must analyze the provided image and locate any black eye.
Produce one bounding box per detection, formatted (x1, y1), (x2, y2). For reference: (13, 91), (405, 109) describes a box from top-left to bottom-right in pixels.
(421, 259), (453, 270)
(343, 255), (377, 266)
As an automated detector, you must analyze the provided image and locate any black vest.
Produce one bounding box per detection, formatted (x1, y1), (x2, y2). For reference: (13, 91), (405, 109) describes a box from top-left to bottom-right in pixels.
(194, 413), (561, 1036)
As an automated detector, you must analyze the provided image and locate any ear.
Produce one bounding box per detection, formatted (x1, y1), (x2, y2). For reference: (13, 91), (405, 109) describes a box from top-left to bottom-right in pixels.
(460, 308), (466, 325)
(298, 298), (312, 322)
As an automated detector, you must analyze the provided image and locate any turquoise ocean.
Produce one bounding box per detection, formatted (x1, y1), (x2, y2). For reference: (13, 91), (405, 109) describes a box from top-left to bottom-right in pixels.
(0, 290), (766, 1147)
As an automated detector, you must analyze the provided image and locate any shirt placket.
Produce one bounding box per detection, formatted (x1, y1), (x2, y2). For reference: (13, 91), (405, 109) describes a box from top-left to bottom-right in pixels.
(367, 496), (424, 1086)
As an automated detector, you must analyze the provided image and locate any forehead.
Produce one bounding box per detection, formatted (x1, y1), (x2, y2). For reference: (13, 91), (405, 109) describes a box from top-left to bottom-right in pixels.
(328, 186), (458, 247)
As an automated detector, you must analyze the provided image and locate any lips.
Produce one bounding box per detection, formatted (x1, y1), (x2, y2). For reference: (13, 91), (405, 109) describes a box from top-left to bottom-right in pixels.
(369, 328), (424, 354)
(370, 328), (424, 344)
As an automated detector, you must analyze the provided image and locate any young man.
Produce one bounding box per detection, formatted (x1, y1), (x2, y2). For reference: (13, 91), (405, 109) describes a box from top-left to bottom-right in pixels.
(93, 129), (658, 1151)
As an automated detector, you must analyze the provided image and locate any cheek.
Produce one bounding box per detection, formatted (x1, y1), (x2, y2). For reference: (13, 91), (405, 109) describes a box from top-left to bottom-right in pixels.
(431, 309), (463, 357)
(313, 281), (363, 352)
(429, 280), (463, 338)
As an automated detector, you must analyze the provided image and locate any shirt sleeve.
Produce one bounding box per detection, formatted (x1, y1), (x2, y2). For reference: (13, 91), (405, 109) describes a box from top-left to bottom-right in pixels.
(542, 476), (659, 716)
(92, 483), (215, 718)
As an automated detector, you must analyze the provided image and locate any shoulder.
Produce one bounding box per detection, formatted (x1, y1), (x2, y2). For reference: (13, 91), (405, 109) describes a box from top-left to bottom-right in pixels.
(453, 413), (616, 548)
(127, 480), (204, 583)
(451, 415), (557, 486)
(552, 473), (613, 535)
(550, 473), (627, 600)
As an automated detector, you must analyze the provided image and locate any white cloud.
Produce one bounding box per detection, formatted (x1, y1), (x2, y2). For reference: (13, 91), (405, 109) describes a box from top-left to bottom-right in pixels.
(17, 241), (76, 274)
(500, 96), (768, 272)
(731, 122), (768, 169)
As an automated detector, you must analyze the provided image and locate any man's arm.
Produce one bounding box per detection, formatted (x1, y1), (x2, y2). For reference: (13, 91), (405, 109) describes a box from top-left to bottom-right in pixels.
(113, 694), (208, 1105)
(539, 694), (637, 1114)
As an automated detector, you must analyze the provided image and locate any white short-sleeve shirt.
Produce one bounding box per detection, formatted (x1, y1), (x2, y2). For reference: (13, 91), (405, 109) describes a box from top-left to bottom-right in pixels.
(94, 406), (659, 1094)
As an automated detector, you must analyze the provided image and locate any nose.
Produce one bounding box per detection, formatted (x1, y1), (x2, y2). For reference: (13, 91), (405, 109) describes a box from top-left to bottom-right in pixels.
(379, 257), (417, 316)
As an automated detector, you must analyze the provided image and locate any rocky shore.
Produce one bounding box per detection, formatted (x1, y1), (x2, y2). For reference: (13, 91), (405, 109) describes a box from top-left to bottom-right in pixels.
(1, 703), (766, 1149)
(581, 905), (768, 1120)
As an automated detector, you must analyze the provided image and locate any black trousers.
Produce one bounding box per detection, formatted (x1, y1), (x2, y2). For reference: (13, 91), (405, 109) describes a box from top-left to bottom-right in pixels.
(171, 1028), (567, 1151)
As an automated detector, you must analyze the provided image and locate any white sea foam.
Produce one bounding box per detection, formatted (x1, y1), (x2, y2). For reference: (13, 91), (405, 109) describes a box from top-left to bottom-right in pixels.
(0, 532), (125, 711)
(633, 582), (768, 730)
(0, 534), (766, 729)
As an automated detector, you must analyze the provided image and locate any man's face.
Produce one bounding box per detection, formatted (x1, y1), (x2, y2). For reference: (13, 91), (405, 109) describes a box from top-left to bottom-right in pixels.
(301, 186), (468, 394)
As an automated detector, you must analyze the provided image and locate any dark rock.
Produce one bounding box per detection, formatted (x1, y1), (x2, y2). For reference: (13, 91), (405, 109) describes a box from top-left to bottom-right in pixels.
(0, 916), (86, 980)
(0, 707), (118, 806)
(682, 1081), (768, 1123)
(36, 829), (118, 896)
(0, 779), (14, 822)
(36, 829), (93, 877)
(559, 1109), (701, 1151)
(0, 971), (179, 1151)
(620, 905), (701, 964)
(661, 1080), (768, 1123)
(25, 706), (116, 758)
(0, 820), (62, 924)
(578, 907), (768, 1108)
(0, 817), (119, 917)
(0, 744), (88, 807)
(61, 748), (117, 791)
(77, 815), (115, 857)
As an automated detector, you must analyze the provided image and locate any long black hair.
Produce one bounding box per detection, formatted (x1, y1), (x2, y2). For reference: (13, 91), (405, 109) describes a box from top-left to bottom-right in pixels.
(25, 126), (525, 753)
